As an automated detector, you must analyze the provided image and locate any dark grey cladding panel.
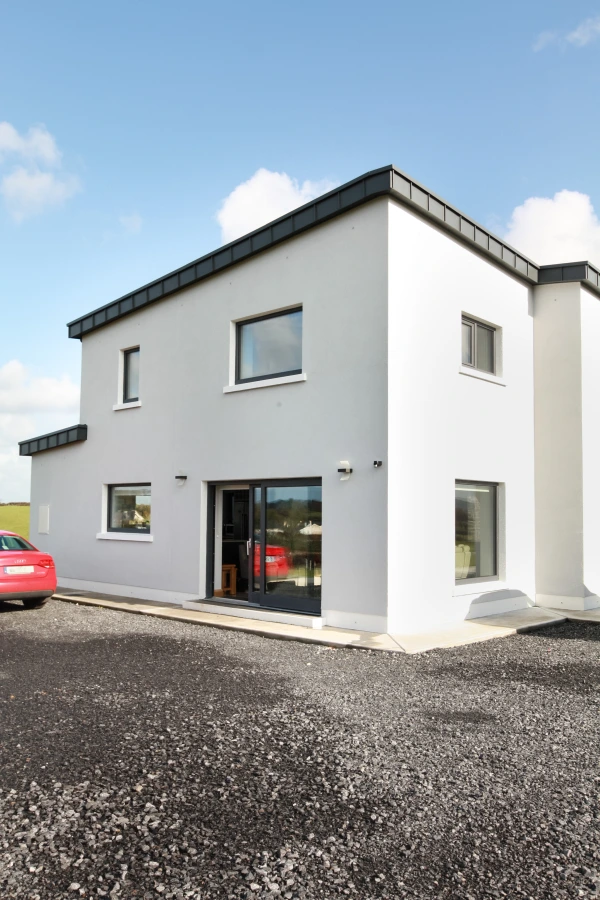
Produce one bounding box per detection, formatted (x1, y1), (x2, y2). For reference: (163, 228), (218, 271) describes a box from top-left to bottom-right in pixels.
(392, 172), (410, 198)
(411, 185), (429, 210)
(293, 206), (316, 230)
(515, 256), (528, 276)
(340, 181), (365, 207)
(316, 194), (340, 219)
(272, 218), (293, 241)
(503, 247), (516, 268)
(71, 163), (600, 341)
(196, 258), (213, 277)
(19, 424), (87, 456)
(387, 169), (543, 286)
(252, 228), (272, 251)
(233, 238), (252, 260)
(460, 219), (475, 241)
(180, 265), (196, 285)
(587, 267), (599, 288)
(445, 208), (460, 230)
(214, 248), (232, 270)
(429, 196), (444, 220)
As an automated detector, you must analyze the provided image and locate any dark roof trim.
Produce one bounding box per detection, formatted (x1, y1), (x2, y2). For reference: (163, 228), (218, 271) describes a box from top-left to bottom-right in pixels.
(67, 165), (544, 340)
(538, 261), (600, 293)
(19, 425), (87, 457)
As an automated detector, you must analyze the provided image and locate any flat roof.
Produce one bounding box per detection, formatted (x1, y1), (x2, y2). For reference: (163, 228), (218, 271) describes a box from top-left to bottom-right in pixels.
(66, 165), (600, 340)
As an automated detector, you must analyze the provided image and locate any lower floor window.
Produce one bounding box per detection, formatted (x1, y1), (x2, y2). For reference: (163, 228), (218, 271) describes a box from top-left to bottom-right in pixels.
(108, 484), (151, 533)
(455, 481), (497, 581)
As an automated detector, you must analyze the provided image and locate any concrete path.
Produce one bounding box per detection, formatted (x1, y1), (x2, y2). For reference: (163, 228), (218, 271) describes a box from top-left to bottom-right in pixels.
(51, 590), (581, 654)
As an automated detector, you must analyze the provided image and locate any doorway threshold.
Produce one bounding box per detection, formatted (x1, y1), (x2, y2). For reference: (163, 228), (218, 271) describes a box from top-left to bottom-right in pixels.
(181, 597), (324, 629)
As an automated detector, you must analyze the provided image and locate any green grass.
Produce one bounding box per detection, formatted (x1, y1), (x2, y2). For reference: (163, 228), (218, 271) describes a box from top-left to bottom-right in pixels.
(0, 505), (30, 539)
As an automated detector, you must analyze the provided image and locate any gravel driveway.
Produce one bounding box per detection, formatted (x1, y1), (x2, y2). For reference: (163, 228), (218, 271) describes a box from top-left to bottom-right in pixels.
(0, 600), (599, 900)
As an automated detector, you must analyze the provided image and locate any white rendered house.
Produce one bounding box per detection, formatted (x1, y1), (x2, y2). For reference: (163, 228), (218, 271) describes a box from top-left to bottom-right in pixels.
(20, 165), (600, 634)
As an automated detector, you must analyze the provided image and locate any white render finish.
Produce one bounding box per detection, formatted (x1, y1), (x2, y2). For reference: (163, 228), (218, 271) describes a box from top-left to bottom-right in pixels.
(534, 283), (600, 610)
(27, 181), (600, 633)
(387, 202), (536, 633)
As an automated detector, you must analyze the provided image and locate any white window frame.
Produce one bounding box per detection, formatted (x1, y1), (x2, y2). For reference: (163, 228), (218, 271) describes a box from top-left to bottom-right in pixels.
(224, 305), (307, 393)
(113, 345), (142, 411)
(460, 314), (504, 384)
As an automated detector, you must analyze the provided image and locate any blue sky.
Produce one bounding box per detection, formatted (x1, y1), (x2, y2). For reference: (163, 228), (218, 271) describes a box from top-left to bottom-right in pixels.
(2, 0), (600, 499)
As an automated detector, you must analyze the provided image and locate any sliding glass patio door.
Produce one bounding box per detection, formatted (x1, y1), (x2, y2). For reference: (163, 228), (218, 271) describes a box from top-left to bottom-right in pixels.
(249, 480), (322, 615)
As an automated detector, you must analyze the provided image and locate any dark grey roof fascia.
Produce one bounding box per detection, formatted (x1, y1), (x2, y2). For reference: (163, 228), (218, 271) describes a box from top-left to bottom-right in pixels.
(19, 425), (87, 457)
(67, 165), (546, 340)
(538, 261), (600, 292)
(387, 168), (540, 284)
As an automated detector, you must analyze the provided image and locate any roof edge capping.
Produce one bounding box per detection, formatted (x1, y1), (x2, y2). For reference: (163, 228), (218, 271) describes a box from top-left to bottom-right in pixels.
(19, 424), (88, 456)
(66, 165), (600, 340)
(67, 165), (394, 339)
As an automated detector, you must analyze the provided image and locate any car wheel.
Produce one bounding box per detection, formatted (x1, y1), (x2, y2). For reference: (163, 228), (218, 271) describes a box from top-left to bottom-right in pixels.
(22, 596), (50, 609)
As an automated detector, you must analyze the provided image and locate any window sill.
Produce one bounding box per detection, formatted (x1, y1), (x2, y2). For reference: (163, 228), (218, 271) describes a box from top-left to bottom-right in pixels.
(113, 400), (142, 411)
(223, 373), (307, 394)
(96, 532), (153, 542)
(459, 366), (505, 386)
(453, 579), (504, 596)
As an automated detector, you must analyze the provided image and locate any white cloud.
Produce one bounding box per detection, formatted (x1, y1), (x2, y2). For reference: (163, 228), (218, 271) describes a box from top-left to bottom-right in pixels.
(534, 14), (600, 51)
(0, 122), (80, 221)
(1, 167), (80, 222)
(216, 168), (338, 244)
(567, 15), (600, 46)
(0, 361), (80, 502)
(532, 30), (558, 52)
(504, 189), (600, 266)
(0, 122), (61, 166)
(119, 212), (143, 234)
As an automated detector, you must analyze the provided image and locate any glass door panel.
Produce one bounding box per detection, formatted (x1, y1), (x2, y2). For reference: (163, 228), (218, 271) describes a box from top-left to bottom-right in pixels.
(264, 485), (322, 605)
(251, 486), (261, 595)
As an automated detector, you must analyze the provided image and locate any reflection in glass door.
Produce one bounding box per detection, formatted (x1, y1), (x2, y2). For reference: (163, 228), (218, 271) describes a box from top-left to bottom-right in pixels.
(249, 480), (322, 615)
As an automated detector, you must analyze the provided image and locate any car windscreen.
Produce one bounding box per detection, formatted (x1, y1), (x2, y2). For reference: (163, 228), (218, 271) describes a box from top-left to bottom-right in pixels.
(0, 535), (36, 551)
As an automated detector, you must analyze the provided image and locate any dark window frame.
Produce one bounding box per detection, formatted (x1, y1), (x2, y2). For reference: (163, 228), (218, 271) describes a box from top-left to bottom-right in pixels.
(461, 316), (495, 374)
(123, 347), (140, 403)
(235, 307), (303, 385)
(107, 482), (151, 534)
(455, 479), (499, 584)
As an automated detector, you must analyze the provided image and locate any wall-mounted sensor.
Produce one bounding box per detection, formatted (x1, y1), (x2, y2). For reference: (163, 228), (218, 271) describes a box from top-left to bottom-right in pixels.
(337, 461), (353, 481)
(373, 460), (383, 468)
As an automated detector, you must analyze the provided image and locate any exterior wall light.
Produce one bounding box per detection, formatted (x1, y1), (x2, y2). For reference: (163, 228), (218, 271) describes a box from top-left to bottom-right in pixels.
(373, 460), (383, 468)
(175, 475), (188, 483)
(338, 461), (353, 482)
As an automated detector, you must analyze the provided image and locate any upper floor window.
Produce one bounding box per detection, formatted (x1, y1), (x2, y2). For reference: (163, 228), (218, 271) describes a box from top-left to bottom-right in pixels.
(236, 308), (302, 384)
(461, 316), (495, 374)
(123, 348), (140, 403)
(108, 483), (151, 533)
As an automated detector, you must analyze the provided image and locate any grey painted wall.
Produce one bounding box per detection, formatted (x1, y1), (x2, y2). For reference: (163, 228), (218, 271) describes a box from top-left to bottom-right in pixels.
(30, 199), (390, 630)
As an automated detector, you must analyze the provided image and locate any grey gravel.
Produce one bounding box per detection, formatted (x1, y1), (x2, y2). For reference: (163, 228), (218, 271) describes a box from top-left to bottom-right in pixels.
(0, 600), (599, 899)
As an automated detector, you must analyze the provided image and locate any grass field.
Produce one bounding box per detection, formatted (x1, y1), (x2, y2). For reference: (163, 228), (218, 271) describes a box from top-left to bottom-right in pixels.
(0, 506), (30, 539)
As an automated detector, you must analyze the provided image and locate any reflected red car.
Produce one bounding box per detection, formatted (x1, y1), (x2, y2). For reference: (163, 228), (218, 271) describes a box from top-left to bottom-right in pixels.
(254, 544), (290, 578)
(0, 531), (56, 608)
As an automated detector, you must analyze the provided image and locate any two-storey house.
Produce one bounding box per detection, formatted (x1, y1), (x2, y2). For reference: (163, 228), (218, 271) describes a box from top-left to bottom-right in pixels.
(19, 165), (600, 634)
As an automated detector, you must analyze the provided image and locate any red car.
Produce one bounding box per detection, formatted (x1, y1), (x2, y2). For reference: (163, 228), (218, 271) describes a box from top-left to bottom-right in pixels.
(254, 544), (290, 578)
(0, 530), (56, 608)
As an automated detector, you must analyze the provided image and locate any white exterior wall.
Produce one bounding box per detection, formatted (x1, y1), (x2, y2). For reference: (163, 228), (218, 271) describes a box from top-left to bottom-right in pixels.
(534, 282), (600, 610)
(30, 201), (390, 631)
(581, 286), (600, 605)
(387, 201), (536, 633)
